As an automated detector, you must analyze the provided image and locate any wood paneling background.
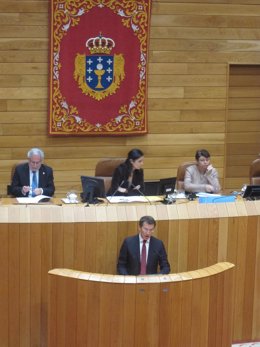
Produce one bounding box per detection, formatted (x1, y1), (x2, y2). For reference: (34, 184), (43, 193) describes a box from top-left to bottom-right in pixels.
(0, 0), (260, 196)
(227, 65), (260, 190)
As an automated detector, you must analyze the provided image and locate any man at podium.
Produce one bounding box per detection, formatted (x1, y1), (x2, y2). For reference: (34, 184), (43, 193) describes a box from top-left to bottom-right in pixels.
(117, 215), (170, 275)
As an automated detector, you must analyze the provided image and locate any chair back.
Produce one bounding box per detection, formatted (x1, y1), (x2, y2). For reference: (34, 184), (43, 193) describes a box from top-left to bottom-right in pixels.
(7, 160), (29, 195)
(95, 158), (125, 177)
(249, 158), (260, 185)
(176, 161), (196, 191)
(95, 158), (125, 194)
(10, 160), (28, 180)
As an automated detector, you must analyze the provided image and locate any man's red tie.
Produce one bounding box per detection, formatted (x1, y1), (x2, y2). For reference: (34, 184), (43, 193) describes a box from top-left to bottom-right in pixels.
(140, 240), (147, 275)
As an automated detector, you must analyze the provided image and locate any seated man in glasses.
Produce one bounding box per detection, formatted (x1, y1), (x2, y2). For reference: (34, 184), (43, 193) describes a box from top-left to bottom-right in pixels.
(11, 147), (55, 197)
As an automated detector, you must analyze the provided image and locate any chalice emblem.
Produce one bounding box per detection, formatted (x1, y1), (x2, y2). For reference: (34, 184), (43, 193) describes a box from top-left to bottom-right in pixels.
(94, 63), (105, 89)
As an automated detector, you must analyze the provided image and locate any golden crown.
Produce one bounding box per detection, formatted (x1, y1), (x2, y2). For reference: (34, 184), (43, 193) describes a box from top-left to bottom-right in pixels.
(86, 33), (115, 54)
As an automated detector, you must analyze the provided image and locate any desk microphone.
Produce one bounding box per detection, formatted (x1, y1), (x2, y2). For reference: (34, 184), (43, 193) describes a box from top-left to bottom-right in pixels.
(131, 184), (152, 205)
(107, 180), (125, 203)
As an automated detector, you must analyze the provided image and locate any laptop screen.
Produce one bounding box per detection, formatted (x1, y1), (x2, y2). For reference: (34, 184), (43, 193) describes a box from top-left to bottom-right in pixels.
(243, 185), (260, 199)
(80, 175), (105, 203)
(158, 177), (176, 196)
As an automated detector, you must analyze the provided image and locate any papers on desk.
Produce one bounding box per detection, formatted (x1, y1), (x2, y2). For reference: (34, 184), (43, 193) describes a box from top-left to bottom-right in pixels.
(196, 192), (221, 197)
(168, 192), (186, 199)
(61, 198), (79, 204)
(16, 195), (51, 204)
(106, 196), (162, 203)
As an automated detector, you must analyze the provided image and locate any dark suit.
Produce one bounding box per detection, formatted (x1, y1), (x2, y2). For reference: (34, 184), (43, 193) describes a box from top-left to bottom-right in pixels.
(117, 234), (170, 275)
(11, 162), (55, 197)
(109, 162), (144, 196)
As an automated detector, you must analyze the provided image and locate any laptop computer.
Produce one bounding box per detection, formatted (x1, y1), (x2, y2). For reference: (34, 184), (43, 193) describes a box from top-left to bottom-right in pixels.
(243, 185), (260, 200)
(144, 181), (160, 196)
(158, 177), (177, 196)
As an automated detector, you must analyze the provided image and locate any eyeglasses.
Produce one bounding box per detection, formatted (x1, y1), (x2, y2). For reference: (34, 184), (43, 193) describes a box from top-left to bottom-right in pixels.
(29, 160), (42, 165)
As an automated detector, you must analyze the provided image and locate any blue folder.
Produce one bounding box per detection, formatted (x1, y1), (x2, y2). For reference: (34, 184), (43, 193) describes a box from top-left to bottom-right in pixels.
(198, 195), (236, 204)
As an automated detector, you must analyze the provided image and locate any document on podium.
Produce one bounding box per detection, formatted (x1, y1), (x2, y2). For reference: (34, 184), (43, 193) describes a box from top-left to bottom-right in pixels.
(106, 196), (162, 203)
(16, 195), (51, 204)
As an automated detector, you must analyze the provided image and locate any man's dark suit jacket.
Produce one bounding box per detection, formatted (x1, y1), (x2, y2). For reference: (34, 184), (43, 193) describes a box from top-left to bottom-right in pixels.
(11, 162), (55, 197)
(117, 234), (170, 275)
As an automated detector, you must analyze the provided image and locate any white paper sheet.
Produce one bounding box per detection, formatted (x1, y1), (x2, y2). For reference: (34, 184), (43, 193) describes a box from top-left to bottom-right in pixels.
(106, 196), (162, 203)
(16, 195), (51, 204)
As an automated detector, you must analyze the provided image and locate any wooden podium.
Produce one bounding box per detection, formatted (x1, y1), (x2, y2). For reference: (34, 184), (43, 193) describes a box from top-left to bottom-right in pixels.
(0, 200), (259, 346)
(48, 262), (234, 347)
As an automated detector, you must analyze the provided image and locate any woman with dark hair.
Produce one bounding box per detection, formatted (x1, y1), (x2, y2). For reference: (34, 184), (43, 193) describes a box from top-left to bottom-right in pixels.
(184, 149), (221, 193)
(109, 148), (144, 196)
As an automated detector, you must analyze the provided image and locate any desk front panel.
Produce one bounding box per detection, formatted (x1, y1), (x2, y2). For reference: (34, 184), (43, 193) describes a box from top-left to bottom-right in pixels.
(0, 200), (259, 345)
(48, 263), (235, 347)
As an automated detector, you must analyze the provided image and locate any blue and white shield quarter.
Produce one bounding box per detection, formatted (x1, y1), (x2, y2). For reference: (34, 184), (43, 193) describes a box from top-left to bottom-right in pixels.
(85, 55), (114, 91)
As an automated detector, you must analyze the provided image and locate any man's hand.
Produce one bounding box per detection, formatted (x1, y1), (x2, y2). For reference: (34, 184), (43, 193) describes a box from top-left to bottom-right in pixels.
(33, 188), (43, 196)
(22, 186), (30, 195)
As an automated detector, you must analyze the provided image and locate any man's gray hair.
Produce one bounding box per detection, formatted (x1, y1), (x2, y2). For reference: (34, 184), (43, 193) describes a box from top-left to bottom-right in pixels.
(27, 148), (44, 160)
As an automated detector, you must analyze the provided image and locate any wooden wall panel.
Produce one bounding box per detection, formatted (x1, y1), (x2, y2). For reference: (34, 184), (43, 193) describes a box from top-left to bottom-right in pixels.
(226, 65), (260, 191)
(0, 1), (259, 196)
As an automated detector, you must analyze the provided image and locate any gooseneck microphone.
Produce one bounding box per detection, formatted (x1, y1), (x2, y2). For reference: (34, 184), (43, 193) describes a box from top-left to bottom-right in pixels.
(131, 184), (152, 205)
(107, 180), (125, 203)
(153, 249), (162, 260)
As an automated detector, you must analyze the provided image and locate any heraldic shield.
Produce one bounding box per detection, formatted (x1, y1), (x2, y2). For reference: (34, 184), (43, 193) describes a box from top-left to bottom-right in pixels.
(74, 52), (125, 101)
(86, 55), (114, 90)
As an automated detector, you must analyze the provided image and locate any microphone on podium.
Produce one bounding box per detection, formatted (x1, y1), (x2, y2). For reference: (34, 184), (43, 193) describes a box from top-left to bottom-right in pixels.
(153, 249), (162, 263)
(153, 249), (162, 261)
